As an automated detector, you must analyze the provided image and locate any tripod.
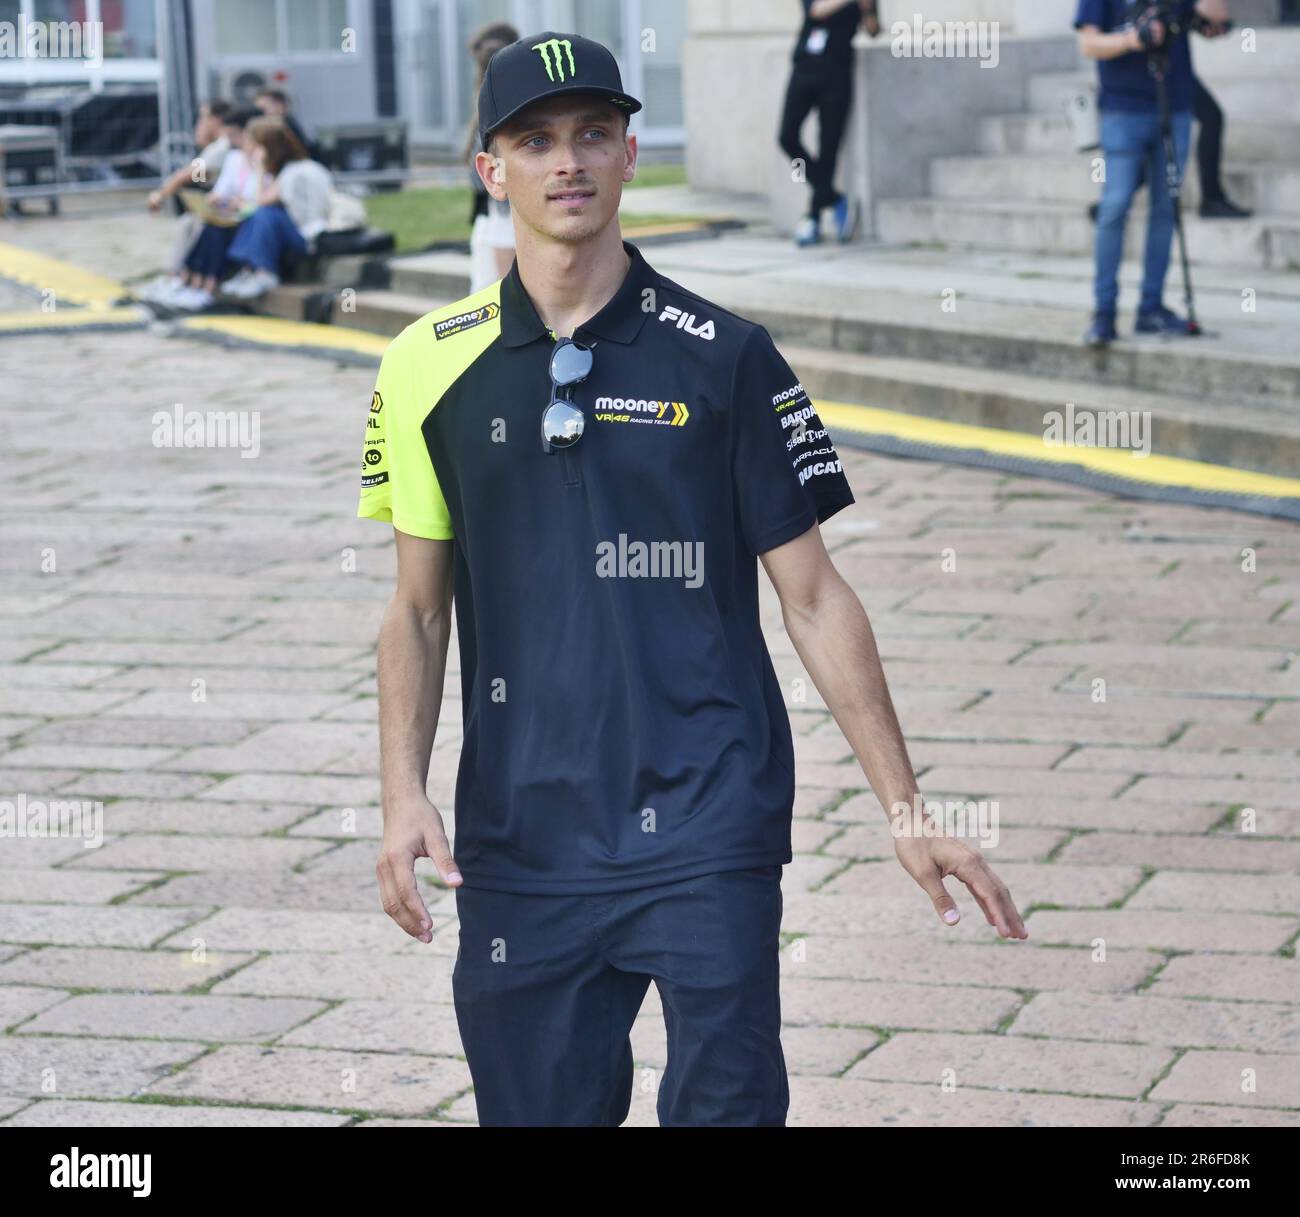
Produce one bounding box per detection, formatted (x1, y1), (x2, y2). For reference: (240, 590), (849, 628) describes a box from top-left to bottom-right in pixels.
(1145, 28), (1202, 335)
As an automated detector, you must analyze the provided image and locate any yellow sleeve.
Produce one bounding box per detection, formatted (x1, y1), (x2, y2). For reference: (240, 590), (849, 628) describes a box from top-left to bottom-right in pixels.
(356, 337), (455, 541)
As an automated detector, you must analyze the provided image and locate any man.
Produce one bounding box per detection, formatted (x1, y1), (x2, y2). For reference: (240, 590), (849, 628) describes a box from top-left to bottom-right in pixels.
(358, 30), (1026, 1128)
(147, 99), (231, 216)
(1076, 0), (1231, 347)
(254, 86), (320, 161)
(778, 0), (879, 247)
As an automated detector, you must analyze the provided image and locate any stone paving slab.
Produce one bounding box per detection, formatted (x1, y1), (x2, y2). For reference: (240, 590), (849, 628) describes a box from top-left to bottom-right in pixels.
(0, 947), (255, 992)
(3, 1099), (351, 1127)
(3, 320), (1298, 1127)
(17, 994), (329, 1043)
(146, 1044), (473, 1118)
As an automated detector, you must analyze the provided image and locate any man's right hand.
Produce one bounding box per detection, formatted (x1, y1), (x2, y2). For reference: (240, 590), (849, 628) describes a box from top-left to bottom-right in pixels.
(1132, 15), (1166, 49)
(376, 794), (462, 944)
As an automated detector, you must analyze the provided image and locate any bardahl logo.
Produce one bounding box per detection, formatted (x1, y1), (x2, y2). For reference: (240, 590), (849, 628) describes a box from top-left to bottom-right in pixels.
(533, 38), (576, 82)
(594, 396), (690, 427)
(434, 302), (500, 340)
(370, 391), (383, 413)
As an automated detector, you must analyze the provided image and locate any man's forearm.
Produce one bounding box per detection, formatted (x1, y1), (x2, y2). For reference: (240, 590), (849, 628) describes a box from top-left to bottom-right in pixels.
(1079, 27), (1140, 59)
(782, 577), (920, 821)
(376, 597), (450, 809)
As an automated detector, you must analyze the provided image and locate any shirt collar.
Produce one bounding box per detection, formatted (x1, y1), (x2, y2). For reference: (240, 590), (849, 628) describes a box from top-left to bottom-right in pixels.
(499, 239), (655, 348)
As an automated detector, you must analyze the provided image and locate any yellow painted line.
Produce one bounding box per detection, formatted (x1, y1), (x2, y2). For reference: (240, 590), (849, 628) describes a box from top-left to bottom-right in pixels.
(818, 398), (1300, 502)
(177, 314), (391, 358)
(622, 220), (709, 238)
(0, 241), (128, 310)
(0, 306), (144, 333)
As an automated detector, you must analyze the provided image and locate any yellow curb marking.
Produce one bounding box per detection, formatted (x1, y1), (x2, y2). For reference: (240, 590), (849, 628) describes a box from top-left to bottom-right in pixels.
(0, 241), (129, 310)
(818, 399), (1300, 502)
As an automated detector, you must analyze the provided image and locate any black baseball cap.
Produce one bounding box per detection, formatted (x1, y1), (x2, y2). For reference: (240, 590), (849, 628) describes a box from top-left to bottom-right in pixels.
(477, 31), (642, 151)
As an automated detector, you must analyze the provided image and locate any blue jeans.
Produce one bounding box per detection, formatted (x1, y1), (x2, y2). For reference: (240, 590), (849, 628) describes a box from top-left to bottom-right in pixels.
(1093, 108), (1193, 316)
(452, 865), (788, 1126)
(227, 203), (307, 274)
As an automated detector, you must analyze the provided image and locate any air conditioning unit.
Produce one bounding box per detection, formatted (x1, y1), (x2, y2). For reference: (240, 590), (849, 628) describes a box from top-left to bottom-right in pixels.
(209, 66), (271, 107)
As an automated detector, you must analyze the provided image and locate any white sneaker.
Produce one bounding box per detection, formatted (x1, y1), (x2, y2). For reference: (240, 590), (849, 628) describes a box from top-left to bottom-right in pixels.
(218, 268), (254, 297)
(138, 274), (182, 302)
(172, 285), (214, 311)
(794, 216), (821, 247)
(232, 268), (280, 298)
(159, 278), (200, 307)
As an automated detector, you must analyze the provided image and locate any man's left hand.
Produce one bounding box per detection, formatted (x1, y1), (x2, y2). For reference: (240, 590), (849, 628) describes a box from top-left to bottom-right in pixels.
(894, 832), (1029, 940)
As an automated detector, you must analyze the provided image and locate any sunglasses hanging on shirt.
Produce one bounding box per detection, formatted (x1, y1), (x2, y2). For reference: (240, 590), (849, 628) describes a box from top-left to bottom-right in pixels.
(541, 337), (594, 453)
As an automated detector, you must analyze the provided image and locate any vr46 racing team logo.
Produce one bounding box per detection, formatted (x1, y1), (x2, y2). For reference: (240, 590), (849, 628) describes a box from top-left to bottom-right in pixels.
(593, 396), (691, 427)
(434, 302), (500, 340)
(533, 38), (576, 82)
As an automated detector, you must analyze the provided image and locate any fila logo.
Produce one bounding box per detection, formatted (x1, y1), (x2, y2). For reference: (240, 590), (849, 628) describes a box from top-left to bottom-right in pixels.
(533, 38), (576, 82)
(658, 305), (715, 342)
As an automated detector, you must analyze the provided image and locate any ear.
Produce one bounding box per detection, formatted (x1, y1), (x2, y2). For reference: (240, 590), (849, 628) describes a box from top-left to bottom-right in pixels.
(475, 149), (508, 201)
(622, 131), (639, 184)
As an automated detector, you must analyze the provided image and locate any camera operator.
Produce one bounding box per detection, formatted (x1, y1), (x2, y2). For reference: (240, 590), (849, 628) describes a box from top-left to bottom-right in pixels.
(1075, 0), (1231, 347)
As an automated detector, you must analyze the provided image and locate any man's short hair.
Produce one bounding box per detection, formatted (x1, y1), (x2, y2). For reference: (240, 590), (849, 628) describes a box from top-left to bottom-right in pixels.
(486, 107), (630, 156)
(255, 86), (289, 107)
(222, 105), (261, 130)
(205, 99), (233, 122)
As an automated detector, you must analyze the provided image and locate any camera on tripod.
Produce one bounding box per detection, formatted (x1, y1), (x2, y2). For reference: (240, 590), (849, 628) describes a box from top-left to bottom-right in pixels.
(1127, 0), (1190, 51)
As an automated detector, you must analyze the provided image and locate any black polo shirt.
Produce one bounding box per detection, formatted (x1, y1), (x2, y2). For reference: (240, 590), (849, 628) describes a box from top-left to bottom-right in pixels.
(357, 239), (855, 894)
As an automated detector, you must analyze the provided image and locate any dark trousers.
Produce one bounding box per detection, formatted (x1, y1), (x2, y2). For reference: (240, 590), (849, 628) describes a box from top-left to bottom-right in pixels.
(778, 57), (853, 217)
(451, 865), (788, 1126)
(183, 222), (237, 279)
(1193, 75), (1225, 202)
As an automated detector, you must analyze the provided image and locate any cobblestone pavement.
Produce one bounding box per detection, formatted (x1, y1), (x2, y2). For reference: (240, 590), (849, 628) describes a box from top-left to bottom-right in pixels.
(0, 325), (1297, 1128)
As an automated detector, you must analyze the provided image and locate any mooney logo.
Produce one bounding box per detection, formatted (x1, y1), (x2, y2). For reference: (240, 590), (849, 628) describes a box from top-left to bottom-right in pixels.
(595, 396), (690, 426)
(434, 302), (500, 340)
(658, 306), (715, 342)
(533, 38), (575, 82)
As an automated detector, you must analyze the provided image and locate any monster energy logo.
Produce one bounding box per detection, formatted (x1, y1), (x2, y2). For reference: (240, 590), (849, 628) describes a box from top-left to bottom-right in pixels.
(532, 38), (575, 82)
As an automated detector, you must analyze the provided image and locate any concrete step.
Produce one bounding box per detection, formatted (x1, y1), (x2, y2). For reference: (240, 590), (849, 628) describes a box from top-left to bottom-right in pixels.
(979, 112), (1300, 163)
(782, 344), (1300, 478)
(374, 247), (1300, 413)
(877, 196), (1300, 268)
(333, 288), (453, 338)
(389, 253), (473, 299)
(931, 153), (1300, 214)
(1028, 70), (1300, 124)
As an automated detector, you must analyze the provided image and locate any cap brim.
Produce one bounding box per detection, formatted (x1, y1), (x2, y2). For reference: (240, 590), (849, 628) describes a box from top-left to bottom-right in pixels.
(483, 86), (643, 143)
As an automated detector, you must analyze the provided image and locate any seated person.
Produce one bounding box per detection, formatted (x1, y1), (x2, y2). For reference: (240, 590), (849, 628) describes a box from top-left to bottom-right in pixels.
(255, 86), (322, 163)
(218, 117), (335, 299)
(154, 106), (267, 310)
